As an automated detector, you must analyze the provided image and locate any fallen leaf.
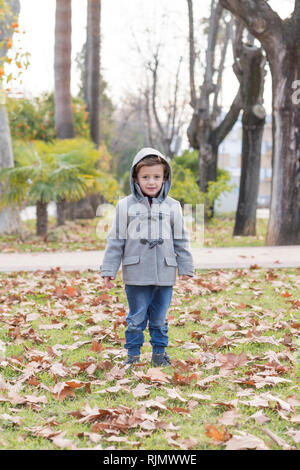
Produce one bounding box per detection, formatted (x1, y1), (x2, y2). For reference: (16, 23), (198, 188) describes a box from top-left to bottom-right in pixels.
(145, 368), (170, 384)
(51, 432), (77, 449)
(205, 424), (231, 442)
(225, 433), (269, 450)
(218, 409), (241, 426)
(287, 429), (300, 444)
(131, 383), (152, 398)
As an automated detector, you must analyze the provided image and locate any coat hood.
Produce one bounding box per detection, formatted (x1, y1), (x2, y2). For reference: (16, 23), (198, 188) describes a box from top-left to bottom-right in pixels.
(130, 147), (172, 202)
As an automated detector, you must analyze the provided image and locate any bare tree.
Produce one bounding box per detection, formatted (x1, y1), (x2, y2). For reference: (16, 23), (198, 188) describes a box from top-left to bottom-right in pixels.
(0, 0), (21, 235)
(147, 47), (184, 158)
(220, 0), (300, 246)
(130, 20), (187, 159)
(233, 24), (266, 236)
(186, 0), (242, 212)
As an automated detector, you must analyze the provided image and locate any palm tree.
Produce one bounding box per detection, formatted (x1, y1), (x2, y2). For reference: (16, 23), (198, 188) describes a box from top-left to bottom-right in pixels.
(54, 0), (74, 139)
(85, 0), (101, 147)
(0, 145), (55, 236)
(0, 141), (99, 236)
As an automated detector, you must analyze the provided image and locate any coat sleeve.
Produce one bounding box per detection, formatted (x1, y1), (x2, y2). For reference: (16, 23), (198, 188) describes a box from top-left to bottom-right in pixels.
(171, 202), (194, 276)
(100, 199), (127, 278)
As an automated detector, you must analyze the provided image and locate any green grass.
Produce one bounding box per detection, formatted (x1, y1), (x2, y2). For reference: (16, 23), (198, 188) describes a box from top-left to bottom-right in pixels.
(192, 212), (268, 248)
(0, 267), (299, 450)
(0, 212), (268, 253)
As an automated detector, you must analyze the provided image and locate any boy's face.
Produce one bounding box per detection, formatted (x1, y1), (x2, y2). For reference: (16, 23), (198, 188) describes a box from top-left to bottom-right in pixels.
(136, 164), (165, 197)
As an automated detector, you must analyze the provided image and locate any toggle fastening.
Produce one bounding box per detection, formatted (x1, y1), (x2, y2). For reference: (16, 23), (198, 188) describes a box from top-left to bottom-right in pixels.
(140, 238), (164, 248)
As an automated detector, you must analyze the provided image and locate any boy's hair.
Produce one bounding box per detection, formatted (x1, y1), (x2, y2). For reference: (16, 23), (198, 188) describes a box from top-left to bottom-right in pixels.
(133, 155), (170, 181)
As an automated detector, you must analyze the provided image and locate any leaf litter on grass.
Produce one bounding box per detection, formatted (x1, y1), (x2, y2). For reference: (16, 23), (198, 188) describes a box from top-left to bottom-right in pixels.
(0, 267), (299, 449)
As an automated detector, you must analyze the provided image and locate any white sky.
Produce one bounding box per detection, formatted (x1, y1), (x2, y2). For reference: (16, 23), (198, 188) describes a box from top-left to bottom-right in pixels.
(12, 0), (295, 114)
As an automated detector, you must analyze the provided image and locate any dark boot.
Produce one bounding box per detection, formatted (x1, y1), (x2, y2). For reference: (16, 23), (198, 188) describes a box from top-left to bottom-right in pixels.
(124, 354), (140, 366)
(151, 352), (171, 367)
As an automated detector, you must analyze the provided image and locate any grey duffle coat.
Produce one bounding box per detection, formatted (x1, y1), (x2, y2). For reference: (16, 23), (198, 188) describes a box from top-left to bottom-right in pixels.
(100, 147), (194, 286)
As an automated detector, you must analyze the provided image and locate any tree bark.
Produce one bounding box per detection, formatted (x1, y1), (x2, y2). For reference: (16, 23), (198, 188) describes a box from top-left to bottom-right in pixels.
(85, 0), (101, 147)
(186, 0), (242, 215)
(56, 197), (66, 226)
(234, 45), (266, 236)
(0, 0), (21, 234)
(220, 0), (300, 245)
(54, 0), (74, 139)
(36, 201), (48, 237)
(71, 0), (101, 221)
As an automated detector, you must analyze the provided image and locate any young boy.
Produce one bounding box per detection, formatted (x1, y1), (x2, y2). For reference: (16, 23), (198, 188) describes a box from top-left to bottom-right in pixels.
(100, 147), (194, 366)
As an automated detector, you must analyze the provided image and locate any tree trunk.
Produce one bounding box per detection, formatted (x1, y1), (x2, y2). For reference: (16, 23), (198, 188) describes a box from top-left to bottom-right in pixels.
(54, 0), (74, 225)
(56, 197), (66, 226)
(0, 0), (21, 235)
(36, 201), (48, 237)
(234, 45), (266, 236)
(85, 0), (101, 147)
(220, 0), (300, 245)
(186, 0), (241, 218)
(54, 0), (74, 139)
(0, 105), (20, 234)
(266, 52), (300, 245)
(66, 201), (76, 220)
(73, 197), (95, 219)
(72, 0), (101, 221)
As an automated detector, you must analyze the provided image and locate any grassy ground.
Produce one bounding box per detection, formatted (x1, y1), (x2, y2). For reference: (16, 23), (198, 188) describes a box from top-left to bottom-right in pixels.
(0, 267), (299, 450)
(0, 213), (268, 253)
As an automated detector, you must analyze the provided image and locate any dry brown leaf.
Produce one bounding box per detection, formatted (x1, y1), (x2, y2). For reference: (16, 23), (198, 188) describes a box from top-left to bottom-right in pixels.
(141, 397), (168, 410)
(225, 433), (269, 450)
(26, 426), (62, 439)
(205, 424), (231, 442)
(249, 410), (270, 425)
(167, 406), (190, 415)
(163, 387), (187, 402)
(50, 362), (70, 378)
(145, 368), (170, 384)
(218, 409), (241, 426)
(0, 413), (23, 425)
(172, 371), (198, 386)
(51, 432), (77, 449)
(287, 429), (300, 444)
(131, 383), (152, 398)
(91, 340), (104, 353)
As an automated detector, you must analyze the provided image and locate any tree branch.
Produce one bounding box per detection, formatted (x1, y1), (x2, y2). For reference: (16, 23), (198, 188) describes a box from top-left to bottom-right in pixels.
(220, 0), (283, 56)
(187, 0), (197, 108)
(204, 0), (223, 92)
(150, 48), (167, 147)
(210, 87), (242, 147)
(170, 56), (183, 143)
(212, 14), (232, 120)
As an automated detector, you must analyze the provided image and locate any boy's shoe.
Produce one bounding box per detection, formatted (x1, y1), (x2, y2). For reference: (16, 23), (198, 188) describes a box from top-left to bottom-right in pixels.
(151, 353), (171, 367)
(124, 354), (140, 366)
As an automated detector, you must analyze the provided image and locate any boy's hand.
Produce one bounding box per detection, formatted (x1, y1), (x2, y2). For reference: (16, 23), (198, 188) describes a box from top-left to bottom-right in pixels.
(103, 276), (115, 289)
(179, 275), (193, 280)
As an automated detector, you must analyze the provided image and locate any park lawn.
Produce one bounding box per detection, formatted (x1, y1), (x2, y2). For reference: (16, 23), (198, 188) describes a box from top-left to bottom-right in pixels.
(0, 213), (268, 253)
(0, 217), (106, 253)
(0, 267), (299, 450)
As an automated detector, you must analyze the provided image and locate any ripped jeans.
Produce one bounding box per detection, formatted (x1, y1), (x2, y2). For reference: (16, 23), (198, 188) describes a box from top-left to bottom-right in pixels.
(124, 285), (173, 356)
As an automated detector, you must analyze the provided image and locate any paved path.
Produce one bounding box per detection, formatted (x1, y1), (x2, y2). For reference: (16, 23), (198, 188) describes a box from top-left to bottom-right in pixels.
(0, 246), (299, 272)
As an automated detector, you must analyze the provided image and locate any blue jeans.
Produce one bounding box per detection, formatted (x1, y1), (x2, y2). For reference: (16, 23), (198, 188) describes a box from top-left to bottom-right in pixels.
(124, 285), (173, 356)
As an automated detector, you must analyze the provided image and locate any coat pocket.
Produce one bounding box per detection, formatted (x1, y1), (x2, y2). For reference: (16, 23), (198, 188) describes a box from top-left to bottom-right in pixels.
(164, 256), (177, 267)
(123, 256), (140, 266)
